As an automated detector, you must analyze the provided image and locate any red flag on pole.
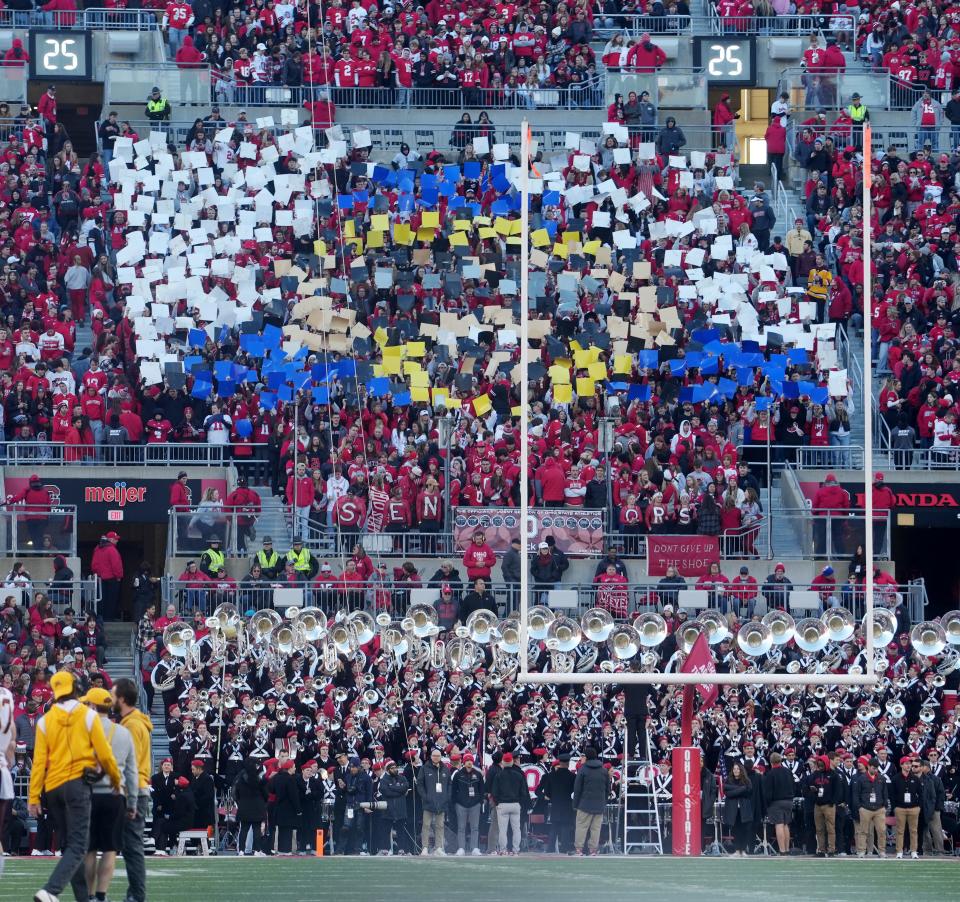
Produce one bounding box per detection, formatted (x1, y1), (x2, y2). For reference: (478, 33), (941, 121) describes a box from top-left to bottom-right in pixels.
(681, 632), (718, 709)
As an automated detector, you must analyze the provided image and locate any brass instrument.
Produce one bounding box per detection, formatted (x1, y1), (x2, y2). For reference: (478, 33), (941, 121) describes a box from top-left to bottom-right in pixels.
(821, 607), (855, 643)
(911, 621), (947, 657)
(527, 606), (555, 641)
(404, 604), (439, 638)
(762, 610), (796, 645)
(633, 613), (667, 648)
(465, 609), (497, 644)
(793, 618), (830, 653)
(581, 608), (615, 643)
(737, 622), (773, 657)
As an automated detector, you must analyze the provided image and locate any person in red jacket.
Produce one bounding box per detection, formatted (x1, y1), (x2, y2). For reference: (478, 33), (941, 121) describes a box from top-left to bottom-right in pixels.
(169, 471), (192, 512)
(764, 114), (788, 181)
(810, 565), (837, 608)
(626, 34), (667, 72)
(175, 34), (204, 68)
(729, 565), (759, 617)
(286, 461), (315, 541)
(872, 472), (896, 555)
(332, 494), (367, 548)
(812, 472), (850, 555)
(37, 85), (57, 141)
(462, 530), (496, 581)
(226, 476), (261, 554)
(6, 473), (53, 549)
(536, 456), (566, 506)
(91, 531), (124, 620)
(3, 38), (29, 67)
(712, 92), (738, 150)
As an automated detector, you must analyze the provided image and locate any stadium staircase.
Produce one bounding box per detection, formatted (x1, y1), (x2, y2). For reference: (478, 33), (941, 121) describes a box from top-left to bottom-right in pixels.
(254, 486), (292, 549)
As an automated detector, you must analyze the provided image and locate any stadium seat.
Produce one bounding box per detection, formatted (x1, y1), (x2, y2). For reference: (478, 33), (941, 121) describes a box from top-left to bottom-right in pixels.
(677, 590), (710, 613)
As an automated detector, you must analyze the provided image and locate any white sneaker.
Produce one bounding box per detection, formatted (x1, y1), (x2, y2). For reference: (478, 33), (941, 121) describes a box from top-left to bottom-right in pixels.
(253, 851), (267, 857)
(455, 848), (465, 856)
(896, 852), (903, 859)
(237, 851), (245, 856)
(435, 848), (447, 857)
(420, 848), (430, 856)
(31, 849), (44, 856)
(472, 848), (482, 856)
(911, 851), (919, 859)
(154, 850), (168, 857)
(34, 891), (59, 902)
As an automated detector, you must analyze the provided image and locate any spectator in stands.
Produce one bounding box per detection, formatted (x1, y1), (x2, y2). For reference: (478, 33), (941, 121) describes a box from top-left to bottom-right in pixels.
(90, 532), (123, 621)
(762, 562), (793, 611)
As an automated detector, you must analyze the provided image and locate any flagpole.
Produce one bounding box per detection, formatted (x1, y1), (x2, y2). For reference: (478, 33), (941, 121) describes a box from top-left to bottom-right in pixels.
(519, 121), (530, 673)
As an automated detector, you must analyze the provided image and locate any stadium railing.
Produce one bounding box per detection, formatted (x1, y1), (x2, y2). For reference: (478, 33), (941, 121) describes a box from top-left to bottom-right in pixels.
(169, 510), (261, 558)
(707, 9), (857, 42)
(735, 444), (866, 470)
(0, 505), (78, 556)
(778, 67), (890, 111)
(159, 575), (924, 622)
(592, 13), (700, 36)
(4, 442), (228, 466)
(12, 577), (101, 615)
(0, 8), (158, 28)
(873, 447), (960, 470)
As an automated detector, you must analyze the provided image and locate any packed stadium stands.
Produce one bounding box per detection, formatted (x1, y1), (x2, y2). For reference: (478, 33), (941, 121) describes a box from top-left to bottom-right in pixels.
(2, 2), (960, 883)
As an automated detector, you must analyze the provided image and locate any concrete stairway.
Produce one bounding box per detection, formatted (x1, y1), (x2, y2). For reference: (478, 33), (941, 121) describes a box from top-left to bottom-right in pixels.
(252, 486), (292, 551)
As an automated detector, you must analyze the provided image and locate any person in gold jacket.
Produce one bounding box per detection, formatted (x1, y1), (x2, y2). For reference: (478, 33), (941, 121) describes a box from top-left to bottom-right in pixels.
(29, 670), (120, 902)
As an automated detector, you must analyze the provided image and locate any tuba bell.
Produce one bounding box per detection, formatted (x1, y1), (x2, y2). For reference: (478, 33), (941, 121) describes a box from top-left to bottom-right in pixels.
(699, 609), (730, 645)
(581, 608), (615, 643)
(347, 610), (376, 646)
(794, 618), (830, 653)
(162, 622), (195, 657)
(465, 609), (497, 644)
(863, 608), (897, 647)
(497, 618), (521, 655)
(249, 609), (282, 644)
(404, 604), (440, 638)
(821, 607), (855, 643)
(527, 606), (555, 641)
(737, 622), (773, 657)
(677, 621), (704, 654)
(911, 621), (947, 657)
(762, 610), (796, 645)
(606, 625), (641, 661)
(941, 610), (960, 645)
(886, 699), (906, 719)
(546, 616), (582, 653)
(633, 613), (667, 648)
(298, 607), (327, 642)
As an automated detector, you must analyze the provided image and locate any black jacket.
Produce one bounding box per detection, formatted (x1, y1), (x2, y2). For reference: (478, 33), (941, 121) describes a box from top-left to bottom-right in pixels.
(531, 553), (563, 585)
(892, 772), (922, 808)
(572, 759), (609, 815)
(722, 778), (754, 825)
(850, 773), (888, 812)
(233, 769), (269, 822)
(807, 768), (842, 806)
(762, 765), (795, 805)
(172, 785), (196, 832)
(491, 765), (530, 807)
(377, 771), (409, 820)
(452, 766), (485, 808)
(271, 770), (302, 828)
(192, 773), (216, 828)
(921, 772), (945, 819)
(539, 767), (576, 819)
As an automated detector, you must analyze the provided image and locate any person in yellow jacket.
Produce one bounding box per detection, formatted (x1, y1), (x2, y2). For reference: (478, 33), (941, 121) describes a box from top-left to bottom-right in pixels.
(29, 670), (120, 902)
(114, 677), (153, 902)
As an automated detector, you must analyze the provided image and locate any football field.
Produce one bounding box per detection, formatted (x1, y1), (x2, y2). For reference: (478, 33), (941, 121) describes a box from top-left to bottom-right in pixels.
(1, 855), (957, 901)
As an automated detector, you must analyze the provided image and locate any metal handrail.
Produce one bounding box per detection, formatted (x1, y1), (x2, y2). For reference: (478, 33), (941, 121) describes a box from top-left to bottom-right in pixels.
(10, 577), (101, 615)
(593, 13), (699, 36)
(159, 574), (917, 621)
(873, 446), (960, 470)
(708, 9), (857, 43)
(0, 9), (159, 29)
(4, 442), (228, 466)
(736, 443), (865, 470)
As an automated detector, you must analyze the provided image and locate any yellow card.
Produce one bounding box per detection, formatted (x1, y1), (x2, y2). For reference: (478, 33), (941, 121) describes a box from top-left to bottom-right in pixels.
(421, 211), (440, 228)
(553, 383), (573, 403)
(473, 393), (492, 415)
(588, 361), (607, 381)
(371, 214), (389, 231)
(366, 230), (384, 248)
(411, 386), (431, 402)
(343, 220), (355, 238)
(548, 364), (570, 384)
(449, 231), (469, 247)
(406, 341), (426, 358)
(531, 228), (550, 247)
(613, 354), (633, 374)
(382, 356), (402, 375)
(394, 223), (413, 245)
(576, 377), (595, 396)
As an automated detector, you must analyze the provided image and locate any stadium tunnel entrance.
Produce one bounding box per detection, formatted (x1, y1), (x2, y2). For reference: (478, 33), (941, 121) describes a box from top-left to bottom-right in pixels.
(892, 526), (960, 617)
(27, 81), (103, 158)
(79, 520), (166, 621)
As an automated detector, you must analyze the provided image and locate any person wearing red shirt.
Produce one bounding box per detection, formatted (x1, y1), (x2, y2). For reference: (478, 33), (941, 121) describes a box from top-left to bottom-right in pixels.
(91, 531), (124, 620)
(872, 472), (896, 556)
(536, 457), (567, 506)
(626, 34), (667, 72)
(8, 473), (53, 549)
(334, 52), (357, 87)
(169, 472), (192, 512)
(3, 38), (29, 67)
(764, 115), (787, 179)
(695, 563), (731, 613)
(332, 494), (367, 541)
(811, 565), (837, 608)
(712, 92), (738, 150)
(595, 565), (629, 618)
(226, 477), (261, 554)
(146, 412), (173, 444)
(462, 531), (496, 581)
(163, 0), (194, 57)
(286, 461), (315, 541)
(729, 566), (759, 617)
(175, 34), (204, 68)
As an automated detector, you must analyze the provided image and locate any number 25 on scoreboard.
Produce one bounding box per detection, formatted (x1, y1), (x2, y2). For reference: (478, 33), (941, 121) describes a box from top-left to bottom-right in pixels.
(706, 44), (742, 77)
(42, 38), (79, 71)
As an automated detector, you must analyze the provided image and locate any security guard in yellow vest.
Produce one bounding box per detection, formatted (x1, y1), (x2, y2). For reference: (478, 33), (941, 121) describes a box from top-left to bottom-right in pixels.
(285, 537), (318, 579)
(145, 85), (171, 122)
(200, 538), (226, 579)
(255, 536), (281, 578)
(847, 93), (869, 123)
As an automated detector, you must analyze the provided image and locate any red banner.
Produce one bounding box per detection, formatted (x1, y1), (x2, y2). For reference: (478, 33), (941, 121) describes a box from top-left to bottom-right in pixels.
(646, 535), (720, 577)
(672, 746), (702, 856)
(452, 507), (604, 554)
(682, 633), (719, 709)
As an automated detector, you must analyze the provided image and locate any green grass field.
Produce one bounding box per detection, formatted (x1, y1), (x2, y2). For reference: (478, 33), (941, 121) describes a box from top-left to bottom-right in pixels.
(1, 856), (958, 902)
